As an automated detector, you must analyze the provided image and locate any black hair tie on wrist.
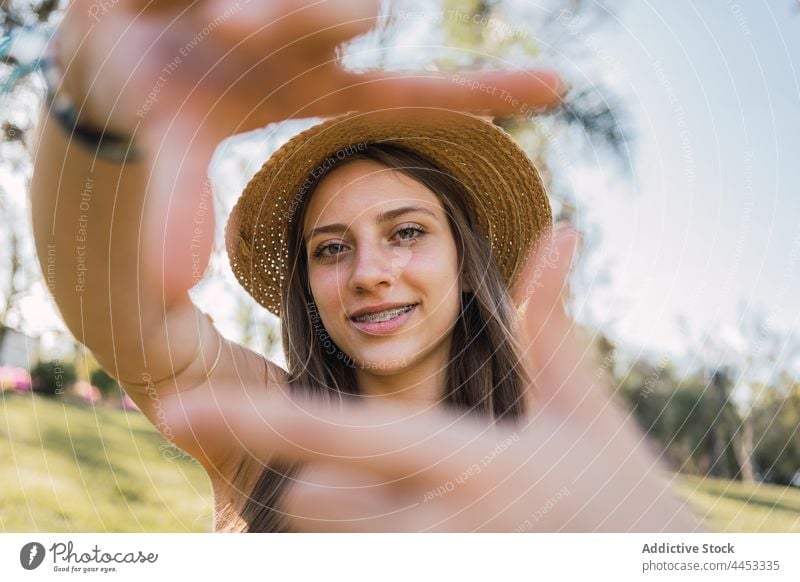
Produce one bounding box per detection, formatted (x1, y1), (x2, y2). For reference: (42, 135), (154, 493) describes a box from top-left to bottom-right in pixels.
(2, 24), (144, 164)
(49, 97), (144, 164)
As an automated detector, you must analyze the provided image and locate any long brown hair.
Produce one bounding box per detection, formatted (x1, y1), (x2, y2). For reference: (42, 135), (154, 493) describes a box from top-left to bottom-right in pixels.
(231, 143), (531, 532)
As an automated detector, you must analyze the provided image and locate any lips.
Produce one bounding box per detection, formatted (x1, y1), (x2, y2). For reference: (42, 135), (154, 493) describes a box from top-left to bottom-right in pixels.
(349, 304), (418, 335)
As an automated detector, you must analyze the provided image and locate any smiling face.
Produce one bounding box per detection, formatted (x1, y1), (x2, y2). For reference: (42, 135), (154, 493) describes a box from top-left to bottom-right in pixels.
(302, 158), (463, 387)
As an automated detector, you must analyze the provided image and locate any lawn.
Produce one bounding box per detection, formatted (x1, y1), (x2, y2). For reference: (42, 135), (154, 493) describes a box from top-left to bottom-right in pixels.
(2, 391), (799, 532)
(0, 391), (212, 532)
(674, 474), (800, 532)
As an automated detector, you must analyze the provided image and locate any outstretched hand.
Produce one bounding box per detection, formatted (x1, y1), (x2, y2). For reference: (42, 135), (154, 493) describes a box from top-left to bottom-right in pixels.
(166, 226), (699, 532)
(60, 0), (565, 136)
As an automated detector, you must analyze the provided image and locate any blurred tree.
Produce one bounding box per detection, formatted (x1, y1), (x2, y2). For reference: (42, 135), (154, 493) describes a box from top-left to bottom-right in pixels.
(30, 358), (75, 396)
(90, 367), (121, 398)
(619, 326), (800, 486)
(1, 1), (61, 355)
(705, 367), (745, 479)
(752, 382), (800, 484)
(725, 310), (788, 484)
(618, 357), (744, 478)
(234, 291), (281, 359)
(432, 0), (631, 353)
(1, 0), (59, 28)
(589, 330), (616, 375)
(0, 184), (26, 356)
(437, 0), (630, 194)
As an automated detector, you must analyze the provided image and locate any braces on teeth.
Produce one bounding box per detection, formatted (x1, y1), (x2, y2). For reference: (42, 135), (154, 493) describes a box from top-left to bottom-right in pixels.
(353, 305), (415, 323)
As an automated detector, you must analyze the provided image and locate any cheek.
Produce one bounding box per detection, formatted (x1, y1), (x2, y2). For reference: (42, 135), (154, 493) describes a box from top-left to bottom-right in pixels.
(407, 241), (461, 291)
(396, 246), (463, 330)
(308, 267), (347, 318)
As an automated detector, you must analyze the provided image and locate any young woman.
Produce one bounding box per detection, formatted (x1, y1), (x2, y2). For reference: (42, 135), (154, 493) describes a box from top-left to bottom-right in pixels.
(31, 0), (697, 532)
(214, 109), (551, 530)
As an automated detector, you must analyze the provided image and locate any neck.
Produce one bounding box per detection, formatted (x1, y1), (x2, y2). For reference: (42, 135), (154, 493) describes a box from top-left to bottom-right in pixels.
(354, 345), (449, 408)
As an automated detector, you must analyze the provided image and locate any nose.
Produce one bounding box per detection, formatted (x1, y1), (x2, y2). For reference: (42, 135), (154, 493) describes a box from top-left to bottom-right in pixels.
(347, 242), (401, 293)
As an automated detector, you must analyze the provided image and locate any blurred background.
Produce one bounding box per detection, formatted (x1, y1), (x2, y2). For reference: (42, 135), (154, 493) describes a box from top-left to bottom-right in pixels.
(1, 0), (799, 532)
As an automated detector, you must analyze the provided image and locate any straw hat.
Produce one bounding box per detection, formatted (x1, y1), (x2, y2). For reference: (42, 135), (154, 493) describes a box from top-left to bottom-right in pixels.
(225, 108), (552, 317)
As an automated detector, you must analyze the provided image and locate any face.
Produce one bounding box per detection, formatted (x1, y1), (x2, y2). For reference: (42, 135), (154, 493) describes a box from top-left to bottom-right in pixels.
(302, 159), (463, 377)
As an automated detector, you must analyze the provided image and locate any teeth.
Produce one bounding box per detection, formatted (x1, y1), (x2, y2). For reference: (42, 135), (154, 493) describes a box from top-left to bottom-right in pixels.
(353, 305), (414, 323)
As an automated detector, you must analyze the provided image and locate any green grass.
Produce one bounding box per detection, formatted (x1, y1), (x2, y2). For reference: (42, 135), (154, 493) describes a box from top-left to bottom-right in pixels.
(674, 474), (800, 532)
(2, 390), (799, 532)
(0, 391), (212, 532)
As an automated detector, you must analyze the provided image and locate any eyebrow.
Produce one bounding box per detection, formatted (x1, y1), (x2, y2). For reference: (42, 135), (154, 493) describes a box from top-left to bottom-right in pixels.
(304, 205), (437, 244)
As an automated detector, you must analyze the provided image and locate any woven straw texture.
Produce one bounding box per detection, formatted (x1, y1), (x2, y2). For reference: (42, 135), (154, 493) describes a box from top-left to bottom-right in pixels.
(225, 108), (552, 317)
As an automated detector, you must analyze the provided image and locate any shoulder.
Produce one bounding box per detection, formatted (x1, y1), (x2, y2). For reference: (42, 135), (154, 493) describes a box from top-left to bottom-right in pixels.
(152, 335), (289, 481)
(229, 338), (289, 389)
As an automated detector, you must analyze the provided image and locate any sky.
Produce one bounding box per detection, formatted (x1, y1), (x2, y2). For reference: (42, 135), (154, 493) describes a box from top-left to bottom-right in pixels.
(567, 0), (800, 369)
(8, 1), (800, 376)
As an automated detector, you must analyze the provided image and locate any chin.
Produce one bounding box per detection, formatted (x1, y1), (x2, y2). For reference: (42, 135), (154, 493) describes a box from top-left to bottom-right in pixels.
(352, 353), (411, 374)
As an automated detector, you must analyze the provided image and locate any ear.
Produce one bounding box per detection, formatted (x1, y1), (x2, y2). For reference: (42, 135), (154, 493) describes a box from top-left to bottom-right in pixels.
(461, 278), (473, 294)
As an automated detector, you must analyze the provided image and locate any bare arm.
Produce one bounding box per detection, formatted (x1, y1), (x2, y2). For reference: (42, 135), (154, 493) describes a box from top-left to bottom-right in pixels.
(30, 103), (206, 388)
(29, 98), (282, 475)
(30, 0), (564, 475)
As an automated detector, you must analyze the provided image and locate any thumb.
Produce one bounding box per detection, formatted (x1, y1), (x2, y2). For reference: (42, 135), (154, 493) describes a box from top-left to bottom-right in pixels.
(517, 224), (581, 341)
(516, 226), (599, 417)
(520, 229), (627, 430)
(141, 113), (221, 305)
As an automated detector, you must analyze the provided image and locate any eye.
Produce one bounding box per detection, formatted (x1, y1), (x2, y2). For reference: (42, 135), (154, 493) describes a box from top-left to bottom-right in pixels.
(312, 241), (348, 260)
(393, 224), (427, 243)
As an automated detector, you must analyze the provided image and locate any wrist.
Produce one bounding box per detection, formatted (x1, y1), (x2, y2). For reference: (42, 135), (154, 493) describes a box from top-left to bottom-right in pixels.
(44, 32), (143, 162)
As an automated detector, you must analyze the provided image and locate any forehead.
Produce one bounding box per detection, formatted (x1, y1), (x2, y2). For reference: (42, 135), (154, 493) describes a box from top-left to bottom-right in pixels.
(302, 159), (444, 231)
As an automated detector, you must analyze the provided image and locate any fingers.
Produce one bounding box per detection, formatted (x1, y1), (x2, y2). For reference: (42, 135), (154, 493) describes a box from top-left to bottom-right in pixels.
(282, 461), (430, 532)
(321, 69), (566, 117)
(165, 380), (694, 532)
(271, 399), (489, 481)
(236, 67), (565, 122)
(274, 403), (531, 533)
(509, 231), (693, 532)
(512, 226), (602, 419)
(69, 0), (566, 133)
(141, 116), (220, 303)
(515, 224), (580, 348)
(167, 387), (541, 532)
(170, 389), (511, 484)
(515, 227), (633, 434)
(197, 0), (380, 58)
